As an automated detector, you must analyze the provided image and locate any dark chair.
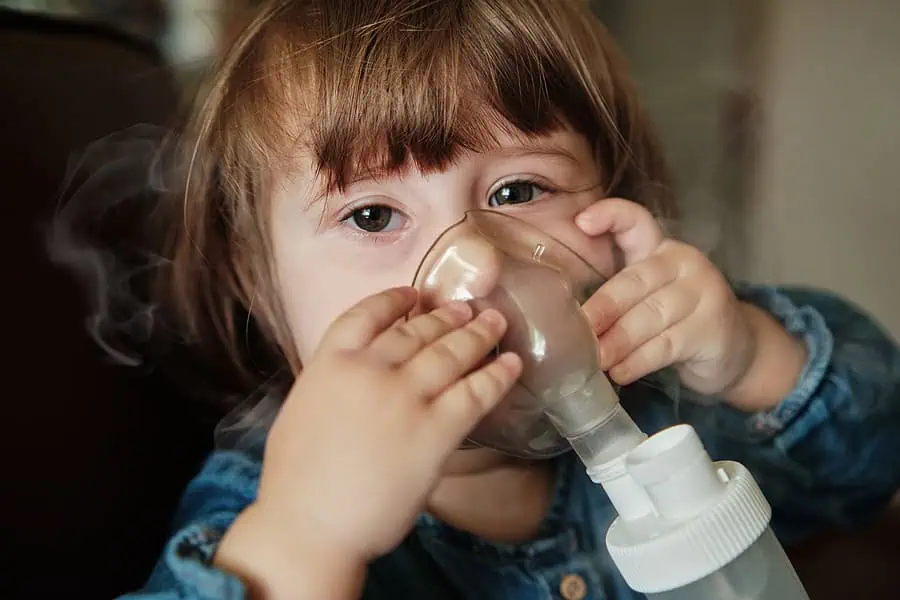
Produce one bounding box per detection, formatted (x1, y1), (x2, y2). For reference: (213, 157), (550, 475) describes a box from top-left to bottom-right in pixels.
(788, 497), (900, 598)
(0, 8), (214, 597)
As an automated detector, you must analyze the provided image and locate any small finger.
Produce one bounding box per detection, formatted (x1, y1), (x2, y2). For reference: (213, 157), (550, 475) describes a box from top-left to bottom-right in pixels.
(369, 301), (473, 364)
(596, 283), (696, 370)
(607, 321), (691, 385)
(322, 287), (418, 352)
(575, 198), (664, 265)
(404, 309), (508, 399)
(581, 253), (677, 336)
(429, 352), (523, 448)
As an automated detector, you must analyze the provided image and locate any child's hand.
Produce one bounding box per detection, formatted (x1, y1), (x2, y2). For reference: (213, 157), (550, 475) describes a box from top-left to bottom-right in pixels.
(253, 287), (521, 564)
(576, 199), (757, 396)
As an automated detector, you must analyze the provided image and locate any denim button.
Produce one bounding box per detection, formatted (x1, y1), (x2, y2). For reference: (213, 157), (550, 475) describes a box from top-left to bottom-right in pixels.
(560, 573), (587, 600)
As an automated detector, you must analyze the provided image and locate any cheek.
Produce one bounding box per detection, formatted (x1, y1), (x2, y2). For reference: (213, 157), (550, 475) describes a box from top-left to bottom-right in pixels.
(546, 222), (617, 278)
(503, 189), (617, 279)
(533, 194), (618, 279)
(274, 243), (425, 364)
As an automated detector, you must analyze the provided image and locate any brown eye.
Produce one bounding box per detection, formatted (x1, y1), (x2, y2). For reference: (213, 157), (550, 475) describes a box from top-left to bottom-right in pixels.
(488, 181), (546, 207)
(347, 205), (398, 232)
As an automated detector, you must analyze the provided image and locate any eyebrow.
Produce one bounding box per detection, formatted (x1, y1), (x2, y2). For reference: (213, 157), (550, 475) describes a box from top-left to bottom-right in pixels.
(493, 142), (579, 164)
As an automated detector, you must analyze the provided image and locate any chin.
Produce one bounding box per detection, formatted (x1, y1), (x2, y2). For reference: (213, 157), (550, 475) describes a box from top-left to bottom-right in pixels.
(441, 447), (533, 476)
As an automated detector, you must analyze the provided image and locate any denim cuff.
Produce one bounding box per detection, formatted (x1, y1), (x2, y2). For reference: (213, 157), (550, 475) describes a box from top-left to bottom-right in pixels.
(164, 517), (247, 600)
(712, 285), (835, 446)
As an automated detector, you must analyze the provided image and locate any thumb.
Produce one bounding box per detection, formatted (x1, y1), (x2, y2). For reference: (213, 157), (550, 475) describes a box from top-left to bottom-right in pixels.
(575, 198), (664, 265)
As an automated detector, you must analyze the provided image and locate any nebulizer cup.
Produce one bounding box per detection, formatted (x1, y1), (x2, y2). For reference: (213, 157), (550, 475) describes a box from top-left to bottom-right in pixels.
(412, 210), (810, 600)
(605, 424), (810, 599)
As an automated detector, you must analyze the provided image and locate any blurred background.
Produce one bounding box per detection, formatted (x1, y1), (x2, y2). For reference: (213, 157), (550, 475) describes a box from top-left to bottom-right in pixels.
(0, 0), (898, 597)
(594, 0), (900, 339)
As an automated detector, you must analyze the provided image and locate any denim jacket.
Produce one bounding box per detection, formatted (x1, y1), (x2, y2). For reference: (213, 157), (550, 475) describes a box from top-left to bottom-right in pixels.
(122, 285), (900, 600)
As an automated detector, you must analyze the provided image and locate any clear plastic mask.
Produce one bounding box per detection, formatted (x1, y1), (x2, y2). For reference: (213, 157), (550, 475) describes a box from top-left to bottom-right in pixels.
(412, 210), (617, 459)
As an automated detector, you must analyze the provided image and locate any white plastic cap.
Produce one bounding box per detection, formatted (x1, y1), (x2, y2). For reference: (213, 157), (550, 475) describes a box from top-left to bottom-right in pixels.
(605, 425), (772, 594)
(626, 424), (726, 520)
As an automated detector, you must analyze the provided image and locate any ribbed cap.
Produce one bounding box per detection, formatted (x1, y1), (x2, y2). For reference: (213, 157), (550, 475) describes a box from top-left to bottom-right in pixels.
(606, 461), (771, 594)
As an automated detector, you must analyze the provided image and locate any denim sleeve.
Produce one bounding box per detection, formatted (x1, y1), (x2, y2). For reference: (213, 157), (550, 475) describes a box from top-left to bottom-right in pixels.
(671, 284), (900, 543)
(118, 450), (261, 599)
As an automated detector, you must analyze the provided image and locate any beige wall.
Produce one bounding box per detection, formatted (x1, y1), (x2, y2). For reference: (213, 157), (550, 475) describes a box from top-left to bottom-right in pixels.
(592, 0), (745, 259)
(747, 0), (900, 336)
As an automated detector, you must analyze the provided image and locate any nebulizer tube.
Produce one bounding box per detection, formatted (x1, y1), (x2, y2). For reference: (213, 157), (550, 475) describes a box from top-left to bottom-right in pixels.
(413, 210), (810, 599)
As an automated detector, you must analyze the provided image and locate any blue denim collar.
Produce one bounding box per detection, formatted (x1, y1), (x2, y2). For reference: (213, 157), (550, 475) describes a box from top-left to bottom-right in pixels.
(414, 453), (587, 570)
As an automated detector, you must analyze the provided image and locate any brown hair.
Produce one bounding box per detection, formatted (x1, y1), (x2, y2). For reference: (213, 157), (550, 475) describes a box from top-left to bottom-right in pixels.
(160, 0), (674, 398)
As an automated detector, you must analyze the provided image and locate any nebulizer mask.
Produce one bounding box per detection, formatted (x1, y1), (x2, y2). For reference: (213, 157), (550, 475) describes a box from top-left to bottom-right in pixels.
(413, 210), (810, 600)
(412, 209), (645, 463)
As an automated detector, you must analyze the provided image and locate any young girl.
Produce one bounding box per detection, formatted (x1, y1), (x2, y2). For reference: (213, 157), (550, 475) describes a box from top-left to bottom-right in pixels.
(106, 1), (900, 598)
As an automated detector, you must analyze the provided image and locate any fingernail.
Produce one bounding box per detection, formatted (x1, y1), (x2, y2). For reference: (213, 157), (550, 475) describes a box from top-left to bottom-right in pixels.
(445, 301), (472, 318)
(497, 352), (522, 372)
(575, 212), (592, 230)
(477, 309), (504, 327)
(595, 344), (609, 370)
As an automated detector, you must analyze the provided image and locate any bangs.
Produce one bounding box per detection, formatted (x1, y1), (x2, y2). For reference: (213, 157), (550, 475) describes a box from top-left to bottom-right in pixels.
(232, 0), (617, 192)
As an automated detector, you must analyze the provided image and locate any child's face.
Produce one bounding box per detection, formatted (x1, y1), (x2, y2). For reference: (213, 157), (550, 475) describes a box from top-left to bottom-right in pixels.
(270, 127), (616, 364)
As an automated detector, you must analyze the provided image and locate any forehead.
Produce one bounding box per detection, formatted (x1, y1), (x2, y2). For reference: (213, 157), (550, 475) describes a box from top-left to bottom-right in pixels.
(469, 128), (589, 162)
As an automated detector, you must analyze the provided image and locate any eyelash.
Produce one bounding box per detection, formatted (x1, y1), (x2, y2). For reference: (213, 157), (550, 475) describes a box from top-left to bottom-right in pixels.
(337, 177), (554, 243)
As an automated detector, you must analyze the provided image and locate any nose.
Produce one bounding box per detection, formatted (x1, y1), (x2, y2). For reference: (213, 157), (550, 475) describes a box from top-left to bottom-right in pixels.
(419, 234), (504, 310)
